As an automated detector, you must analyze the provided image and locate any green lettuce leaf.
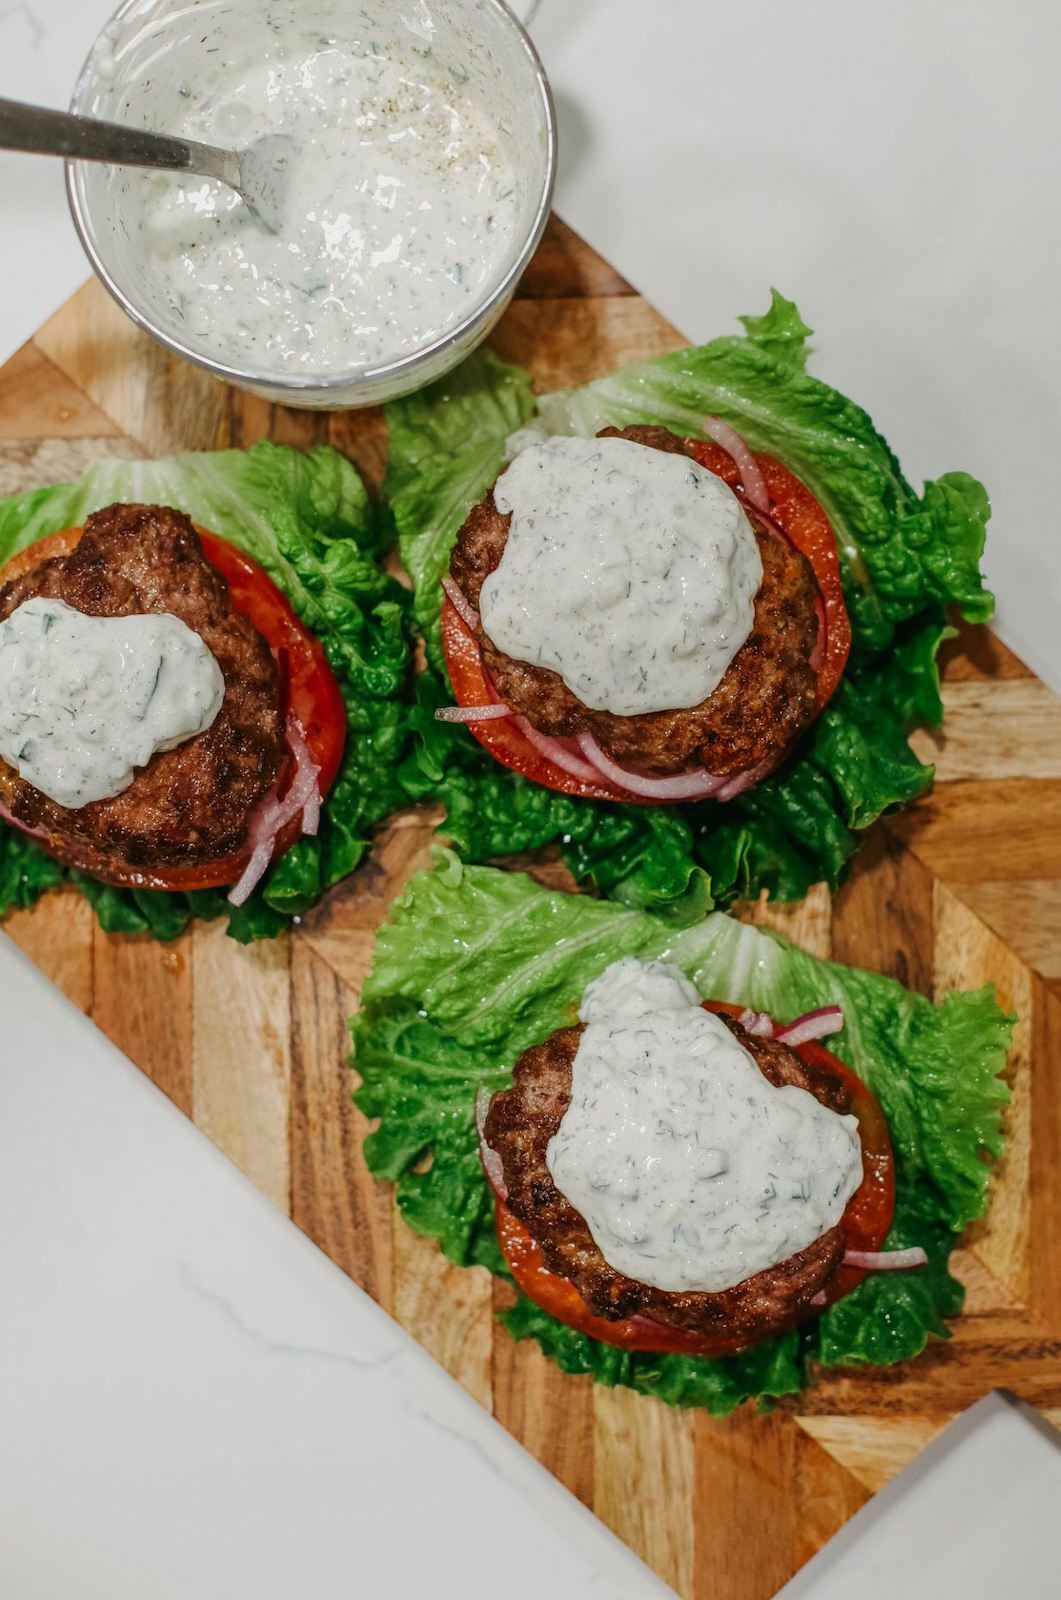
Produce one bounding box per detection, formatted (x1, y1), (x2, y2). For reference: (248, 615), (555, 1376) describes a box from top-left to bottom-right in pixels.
(385, 351), (534, 673)
(0, 443), (412, 941)
(351, 854), (1012, 1413)
(382, 296), (993, 912)
(534, 291), (993, 654)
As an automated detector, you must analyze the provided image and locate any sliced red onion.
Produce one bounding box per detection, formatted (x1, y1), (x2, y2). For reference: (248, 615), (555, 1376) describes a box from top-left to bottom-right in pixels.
(576, 732), (730, 801)
(702, 416), (770, 512)
(301, 785), (322, 837)
(740, 499), (789, 546)
(277, 717), (321, 833)
(443, 602), (772, 803)
(714, 754), (775, 803)
(441, 576), (480, 632)
(284, 716), (322, 830)
(227, 833), (277, 909)
(435, 702), (512, 724)
(228, 715), (321, 906)
(843, 1248), (929, 1272)
(0, 799), (50, 844)
(773, 1007), (844, 1047)
(737, 1008), (775, 1038)
(516, 717), (605, 785)
(809, 595), (826, 676)
(808, 1291), (828, 1307)
(475, 1087), (507, 1201)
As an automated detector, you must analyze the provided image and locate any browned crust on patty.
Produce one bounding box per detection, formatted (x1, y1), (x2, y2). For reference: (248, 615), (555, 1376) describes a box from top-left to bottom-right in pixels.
(0, 503), (284, 880)
(449, 425), (820, 777)
(484, 1014), (847, 1340)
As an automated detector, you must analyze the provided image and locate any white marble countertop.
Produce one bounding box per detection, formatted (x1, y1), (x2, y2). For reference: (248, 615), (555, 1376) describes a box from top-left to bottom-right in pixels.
(0, 3), (1059, 1595)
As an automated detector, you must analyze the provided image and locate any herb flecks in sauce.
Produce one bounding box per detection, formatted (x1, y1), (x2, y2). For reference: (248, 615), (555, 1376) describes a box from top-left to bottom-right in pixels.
(0, 598), (224, 809)
(546, 958), (863, 1294)
(480, 437), (763, 717)
(136, 30), (520, 374)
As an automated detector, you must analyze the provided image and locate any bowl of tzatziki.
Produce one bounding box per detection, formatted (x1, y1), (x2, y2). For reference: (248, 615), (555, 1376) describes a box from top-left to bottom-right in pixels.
(65, 0), (555, 408)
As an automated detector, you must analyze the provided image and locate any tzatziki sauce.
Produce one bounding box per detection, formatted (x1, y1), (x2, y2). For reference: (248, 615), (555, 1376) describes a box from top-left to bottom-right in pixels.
(479, 436), (763, 716)
(0, 598), (225, 810)
(130, 24), (521, 374)
(546, 958), (862, 1294)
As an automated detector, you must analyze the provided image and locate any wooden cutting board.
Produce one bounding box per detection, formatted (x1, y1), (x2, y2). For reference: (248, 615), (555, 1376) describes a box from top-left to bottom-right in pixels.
(2, 218), (1059, 1600)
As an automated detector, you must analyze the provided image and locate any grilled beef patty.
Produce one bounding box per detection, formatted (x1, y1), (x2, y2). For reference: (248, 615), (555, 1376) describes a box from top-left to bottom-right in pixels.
(449, 425), (820, 778)
(484, 1013), (849, 1341)
(0, 503), (284, 882)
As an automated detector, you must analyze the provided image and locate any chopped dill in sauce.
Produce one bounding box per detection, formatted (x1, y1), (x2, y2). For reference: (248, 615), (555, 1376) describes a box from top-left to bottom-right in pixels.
(546, 958), (862, 1294)
(128, 21), (521, 374)
(480, 436), (763, 717)
(0, 598), (224, 809)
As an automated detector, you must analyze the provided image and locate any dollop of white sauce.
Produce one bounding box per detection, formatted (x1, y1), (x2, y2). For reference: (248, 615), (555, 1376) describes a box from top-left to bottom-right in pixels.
(479, 436), (763, 716)
(135, 33), (520, 374)
(0, 598), (225, 809)
(546, 958), (863, 1294)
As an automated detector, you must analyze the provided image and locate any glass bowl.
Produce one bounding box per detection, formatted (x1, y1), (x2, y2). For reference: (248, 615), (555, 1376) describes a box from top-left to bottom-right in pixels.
(66, 0), (556, 409)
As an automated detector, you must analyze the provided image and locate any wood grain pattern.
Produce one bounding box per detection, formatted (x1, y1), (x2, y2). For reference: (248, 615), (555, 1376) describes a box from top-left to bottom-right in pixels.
(595, 1387), (696, 1597)
(1, 216), (1057, 1600)
(693, 1412), (805, 1600)
(793, 1415), (949, 1494)
(909, 680), (1061, 781)
(289, 941), (393, 1307)
(491, 1284), (596, 1506)
(93, 923), (193, 1117)
(932, 884), (1033, 1305)
(191, 922), (292, 1213)
(4, 892), (94, 1011)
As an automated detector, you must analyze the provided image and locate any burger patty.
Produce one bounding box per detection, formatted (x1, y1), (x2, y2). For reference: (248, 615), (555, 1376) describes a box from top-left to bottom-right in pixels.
(449, 425), (820, 777)
(0, 503), (284, 882)
(484, 1014), (849, 1341)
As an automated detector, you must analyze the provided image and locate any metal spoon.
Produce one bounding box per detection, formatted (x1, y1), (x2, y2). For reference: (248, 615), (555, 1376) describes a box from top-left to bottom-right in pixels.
(0, 97), (292, 233)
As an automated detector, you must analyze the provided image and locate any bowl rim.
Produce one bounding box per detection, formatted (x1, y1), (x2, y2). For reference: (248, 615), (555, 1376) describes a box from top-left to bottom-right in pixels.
(64, 0), (557, 395)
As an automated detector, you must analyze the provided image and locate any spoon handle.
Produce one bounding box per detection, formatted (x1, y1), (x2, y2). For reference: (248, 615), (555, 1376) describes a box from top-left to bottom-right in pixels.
(0, 97), (239, 190)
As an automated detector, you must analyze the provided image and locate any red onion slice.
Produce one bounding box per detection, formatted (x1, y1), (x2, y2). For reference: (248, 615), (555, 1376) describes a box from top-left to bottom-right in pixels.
(809, 595), (826, 676)
(737, 1008), (775, 1038)
(301, 785), (322, 837)
(0, 716), (322, 908)
(228, 715), (322, 907)
(0, 799), (50, 845)
(475, 1086), (507, 1201)
(808, 1291), (828, 1307)
(738, 499), (789, 547)
(702, 416), (770, 512)
(843, 1248), (929, 1272)
(435, 702), (512, 724)
(773, 1007), (844, 1047)
(227, 833), (277, 909)
(284, 716), (322, 828)
(440, 587), (772, 804)
(576, 732), (730, 801)
(714, 754), (776, 803)
(442, 576), (480, 632)
(516, 717), (605, 784)
(276, 717), (322, 833)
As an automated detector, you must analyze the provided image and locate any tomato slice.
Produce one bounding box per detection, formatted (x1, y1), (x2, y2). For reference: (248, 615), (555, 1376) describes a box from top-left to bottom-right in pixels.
(493, 1001), (894, 1357)
(195, 531), (346, 798)
(684, 442), (851, 713)
(496, 1202), (754, 1358)
(0, 524), (346, 892)
(441, 598), (628, 804)
(441, 439), (851, 803)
